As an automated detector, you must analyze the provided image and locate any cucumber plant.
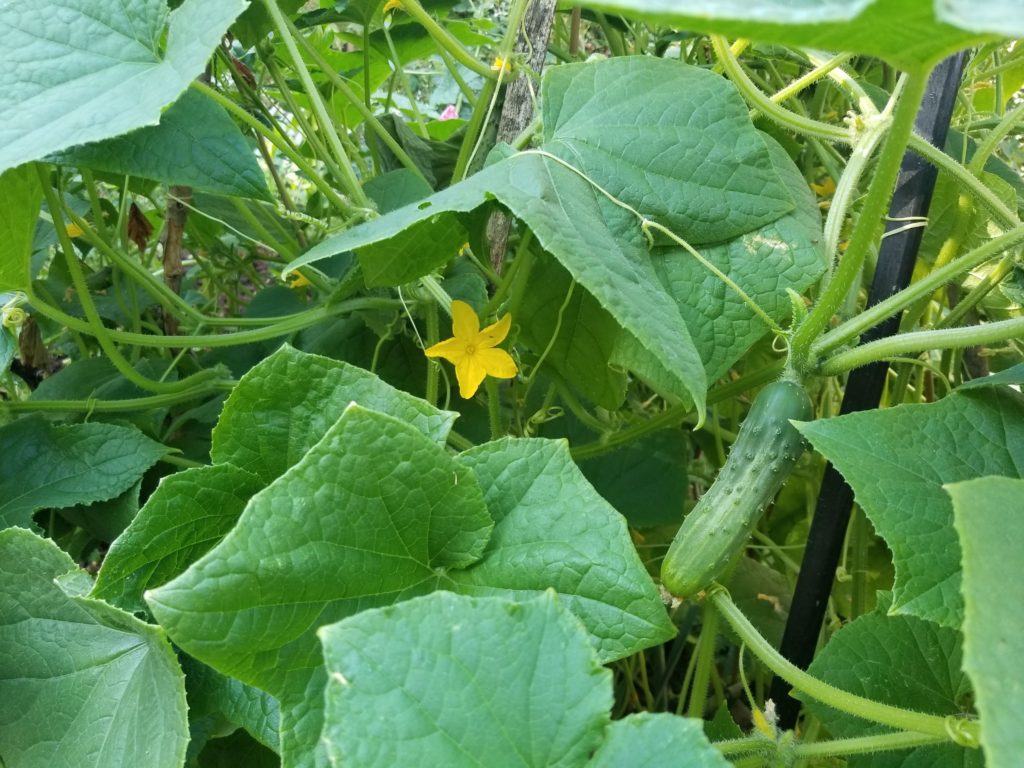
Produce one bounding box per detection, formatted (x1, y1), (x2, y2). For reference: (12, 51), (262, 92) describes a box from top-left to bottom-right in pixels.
(0, 1), (1021, 767)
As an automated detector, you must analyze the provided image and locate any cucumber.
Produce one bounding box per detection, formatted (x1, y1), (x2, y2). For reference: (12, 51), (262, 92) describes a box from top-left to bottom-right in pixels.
(661, 379), (813, 598)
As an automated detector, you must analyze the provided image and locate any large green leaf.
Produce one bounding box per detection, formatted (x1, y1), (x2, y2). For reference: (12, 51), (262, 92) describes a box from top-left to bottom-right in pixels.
(0, 416), (166, 531)
(589, 713), (731, 767)
(578, 0), (998, 69)
(0, 528), (188, 768)
(949, 477), (1024, 767)
(804, 600), (978, 768)
(51, 89), (271, 201)
(92, 463), (264, 613)
(798, 387), (1024, 627)
(319, 591), (613, 767)
(540, 58), (793, 241)
(0, 0), (248, 173)
(147, 405), (494, 768)
(210, 344), (456, 484)
(451, 438), (676, 662)
(649, 136), (825, 382)
(0, 165), (42, 292)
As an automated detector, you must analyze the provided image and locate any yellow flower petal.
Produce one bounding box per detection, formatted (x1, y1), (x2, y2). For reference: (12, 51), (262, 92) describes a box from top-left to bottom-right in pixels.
(451, 300), (479, 340)
(475, 347), (517, 379)
(383, 0), (402, 12)
(478, 312), (511, 347)
(454, 354), (489, 399)
(424, 336), (467, 364)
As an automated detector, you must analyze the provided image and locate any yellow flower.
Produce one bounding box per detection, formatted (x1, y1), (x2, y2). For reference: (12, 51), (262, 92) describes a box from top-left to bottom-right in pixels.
(425, 300), (517, 399)
(383, 0), (403, 13)
(491, 56), (510, 74)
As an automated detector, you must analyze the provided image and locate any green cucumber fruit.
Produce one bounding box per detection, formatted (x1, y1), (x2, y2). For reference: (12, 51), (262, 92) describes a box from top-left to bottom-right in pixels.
(661, 379), (813, 598)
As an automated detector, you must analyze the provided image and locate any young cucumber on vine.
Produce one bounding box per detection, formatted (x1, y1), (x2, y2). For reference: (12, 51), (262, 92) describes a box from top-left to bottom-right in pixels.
(662, 376), (813, 598)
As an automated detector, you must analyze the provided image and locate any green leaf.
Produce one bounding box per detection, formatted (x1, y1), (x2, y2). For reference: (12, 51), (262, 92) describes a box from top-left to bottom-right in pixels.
(805, 603), (978, 768)
(184, 657), (280, 754)
(232, 0), (306, 46)
(0, 164), (42, 292)
(374, 113), (462, 190)
(0, 0), (248, 173)
(0, 416), (167, 531)
(949, 476), (1024, 767)
(452, 438), (676, 662)
(1, 327), (15, 377)
(319, 591), (612, 768)
(59, 479), (141, 544)
(578, 429), (689, 528)
(589, 713), (731, 767)
(0, 528), (188, 768)
(147, 405), (493, 768)
(937, 0), (1024, 38)
(517, 254), (627, 409)
(92, 464), (264, 613)
(210, 344), (456, 484)
(798, 387), (1024, 627)
(540, 58), (793, 242)
(364, 168), (435, 213)
(51, 89), (271, 201)
(958, 363), (1024, 390)
(30, 356), (175, 402)
(578, 0), (998, 69)
(649, 135), (825, 381)
(728, 556), (792, 649)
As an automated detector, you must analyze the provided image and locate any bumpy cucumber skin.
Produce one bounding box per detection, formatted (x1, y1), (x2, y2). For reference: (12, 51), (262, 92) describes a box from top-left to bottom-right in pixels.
(661, 380), (813, 598)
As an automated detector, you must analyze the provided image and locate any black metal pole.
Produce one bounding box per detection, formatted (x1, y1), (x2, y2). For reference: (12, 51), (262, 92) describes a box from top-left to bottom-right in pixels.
(771, 52), (968, 728)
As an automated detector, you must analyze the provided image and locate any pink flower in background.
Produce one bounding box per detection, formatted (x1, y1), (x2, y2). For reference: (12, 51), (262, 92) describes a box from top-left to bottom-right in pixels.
(439, 104), (458, 120)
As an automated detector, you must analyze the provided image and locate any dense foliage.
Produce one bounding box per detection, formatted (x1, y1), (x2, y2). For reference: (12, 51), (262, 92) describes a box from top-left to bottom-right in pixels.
(1, 1), (1022, 766)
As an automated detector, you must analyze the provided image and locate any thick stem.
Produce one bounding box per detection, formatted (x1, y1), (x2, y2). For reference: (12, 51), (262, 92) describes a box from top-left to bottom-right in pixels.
(791, 68), (931, 372)
(818, 316), (1024, 376)
(712, 36), (848, 143)
(967, 99), (1024, 174)
(812, 224), (1024, 356)
(400, 0), (498, 81)
(1, 382), (234, 414)
(26, 284), (404, 349)
(709, 590), (979, 743)
(907, 135), (1019, 227)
